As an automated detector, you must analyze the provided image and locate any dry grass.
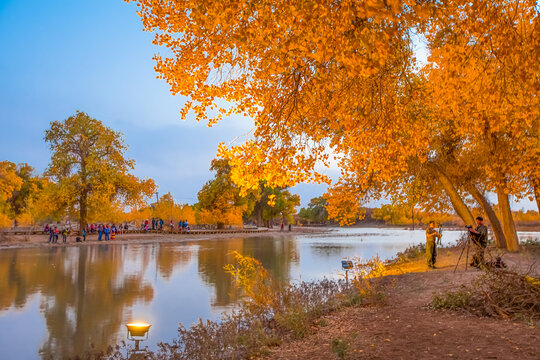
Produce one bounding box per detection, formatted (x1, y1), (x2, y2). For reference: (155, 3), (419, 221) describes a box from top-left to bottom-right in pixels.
(432, 266), (540, 324)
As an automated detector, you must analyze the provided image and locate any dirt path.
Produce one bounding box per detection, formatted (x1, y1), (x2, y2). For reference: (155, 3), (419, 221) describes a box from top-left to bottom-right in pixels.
(266, 247), (540, 359)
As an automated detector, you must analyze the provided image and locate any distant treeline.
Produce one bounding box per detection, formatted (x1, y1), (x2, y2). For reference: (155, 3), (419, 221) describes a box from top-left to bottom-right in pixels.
(297, 199), (540, 228)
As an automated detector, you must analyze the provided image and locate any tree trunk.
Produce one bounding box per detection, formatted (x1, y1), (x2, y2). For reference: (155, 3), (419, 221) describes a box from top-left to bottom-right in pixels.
(79, 159), (89, 235)
(533, 181), (540, 212)
(468, 185), (507, 249)
(433, 168), (475, 226)
(255, 207), (262, 228)
(79, 192), (87, 236)
(496, 186), (519, 252)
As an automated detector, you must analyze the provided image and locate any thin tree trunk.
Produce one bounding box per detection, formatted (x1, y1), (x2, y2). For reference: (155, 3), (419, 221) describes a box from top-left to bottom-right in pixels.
(496, 186), (519, 252)
(79, 192), (87, 236)
(255, 207), (262, 228)
(468, 185), (507, 249)
(79, 160), (88, 236)
(533, 181), (540, 212)
(433, 168), (475, 226)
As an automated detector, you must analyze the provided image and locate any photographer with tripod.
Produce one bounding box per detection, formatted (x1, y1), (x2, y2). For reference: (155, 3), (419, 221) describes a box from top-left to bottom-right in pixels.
(426, 221), (442, 269)
(467, 216), (488, 268)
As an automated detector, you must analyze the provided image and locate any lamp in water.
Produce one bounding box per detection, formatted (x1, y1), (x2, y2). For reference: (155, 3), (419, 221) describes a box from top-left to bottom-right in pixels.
(126, 322), (151, 353)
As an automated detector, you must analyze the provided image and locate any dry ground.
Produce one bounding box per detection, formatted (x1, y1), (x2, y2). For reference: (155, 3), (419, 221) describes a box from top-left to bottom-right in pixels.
(265, 246), (540, 360)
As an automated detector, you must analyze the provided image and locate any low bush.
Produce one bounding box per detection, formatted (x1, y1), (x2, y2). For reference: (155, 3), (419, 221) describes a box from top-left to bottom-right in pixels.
(349, 255), (387, 302)
(431, 286), (474, 310)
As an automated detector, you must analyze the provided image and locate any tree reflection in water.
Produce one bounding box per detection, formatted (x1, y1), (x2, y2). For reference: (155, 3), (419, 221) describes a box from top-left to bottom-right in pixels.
(197, 236), (298, 306)
(0, 245), (154, 358)
(0, 237), (298, 359)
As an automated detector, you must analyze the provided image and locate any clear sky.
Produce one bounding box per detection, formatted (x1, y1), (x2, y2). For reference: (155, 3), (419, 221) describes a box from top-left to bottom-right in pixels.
(0, 0), (534, 211)
(0, 0), (329, 206)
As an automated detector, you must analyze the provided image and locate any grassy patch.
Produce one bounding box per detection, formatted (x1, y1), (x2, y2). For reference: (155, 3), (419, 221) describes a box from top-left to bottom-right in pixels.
(331, 337), (349, 359)
(432, 286), (474, 310)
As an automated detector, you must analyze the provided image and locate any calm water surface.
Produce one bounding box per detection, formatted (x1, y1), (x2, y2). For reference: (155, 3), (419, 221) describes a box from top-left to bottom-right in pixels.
(1, 227), (538, 359)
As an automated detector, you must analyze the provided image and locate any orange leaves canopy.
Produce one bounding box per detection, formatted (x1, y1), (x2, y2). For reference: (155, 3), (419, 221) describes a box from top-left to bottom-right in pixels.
(129, 0), (540, 223)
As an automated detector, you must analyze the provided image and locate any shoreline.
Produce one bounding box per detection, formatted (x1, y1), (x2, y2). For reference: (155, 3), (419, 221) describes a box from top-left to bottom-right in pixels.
(1, 225), (539, 251)
(0, 227), (332, 251)
(264, 245), (540, 359)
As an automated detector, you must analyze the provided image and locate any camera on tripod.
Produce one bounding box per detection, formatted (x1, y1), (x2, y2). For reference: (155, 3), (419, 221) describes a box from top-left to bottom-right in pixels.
(465, 225), (473, 229)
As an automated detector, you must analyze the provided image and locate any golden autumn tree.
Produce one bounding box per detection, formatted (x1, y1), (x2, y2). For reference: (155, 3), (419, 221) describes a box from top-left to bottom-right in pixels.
(245, 185), (301, 227)
(153, 192), (180, 223)
(44, 111), (156, 233)
(129, 1), (538, 251)
(126, 0), (462, 224)
(196, 159), (246, 228)
(423, 0), (539, 251)
(258, 187), (300, 226)
(0, 161), (22, 228)
(0, 161), (51, 227)
(153, 192), (196, 224)
(126, 205), (154, 226)
(6, 163), (49, 226)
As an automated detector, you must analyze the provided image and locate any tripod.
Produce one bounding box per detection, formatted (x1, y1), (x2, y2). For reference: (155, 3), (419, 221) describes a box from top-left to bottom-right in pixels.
(453, 232), (472, 273)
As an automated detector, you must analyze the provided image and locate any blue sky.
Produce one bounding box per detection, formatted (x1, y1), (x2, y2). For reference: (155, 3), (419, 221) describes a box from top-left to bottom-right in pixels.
(0, 0), (328, 206)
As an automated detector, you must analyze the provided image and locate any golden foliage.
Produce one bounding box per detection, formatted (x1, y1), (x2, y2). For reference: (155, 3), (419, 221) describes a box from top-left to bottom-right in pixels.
(371, 203), (456, 226)
(0, 161), (23, 201)
(198, 207), (244, 227)
(127, 0), (539, 230)
(347, 256), (386, 297)
(224, 251), (273, 307)
(0, 213), (11, 229)
(153, 193), (196, 224)
(45, 111), (156, 229)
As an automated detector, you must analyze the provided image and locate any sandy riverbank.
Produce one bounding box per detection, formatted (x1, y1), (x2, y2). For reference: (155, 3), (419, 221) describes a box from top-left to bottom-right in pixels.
(0, 227), (331, 250)
(264, 244), (540, 359)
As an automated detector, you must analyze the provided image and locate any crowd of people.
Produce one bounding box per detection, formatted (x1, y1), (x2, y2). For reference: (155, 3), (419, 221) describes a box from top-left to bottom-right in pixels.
(141, 218), (190, 233)
(44, 223), (127, 243)
(44, 224), (69, 244)
(44, 218), (192, 244)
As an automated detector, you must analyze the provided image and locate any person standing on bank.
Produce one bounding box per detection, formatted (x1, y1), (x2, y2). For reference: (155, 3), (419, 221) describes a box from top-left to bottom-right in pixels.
(426, 221), (441, 269)
(468, 216), (488, 268)
(48, 226), (54, 243)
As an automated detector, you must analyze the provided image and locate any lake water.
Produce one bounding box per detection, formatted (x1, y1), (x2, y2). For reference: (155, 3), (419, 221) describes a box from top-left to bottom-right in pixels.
(1, 227), (538, 359)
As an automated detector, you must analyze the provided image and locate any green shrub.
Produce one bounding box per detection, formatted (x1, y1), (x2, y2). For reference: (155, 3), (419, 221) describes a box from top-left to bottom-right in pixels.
(431, 286), (474, 310)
